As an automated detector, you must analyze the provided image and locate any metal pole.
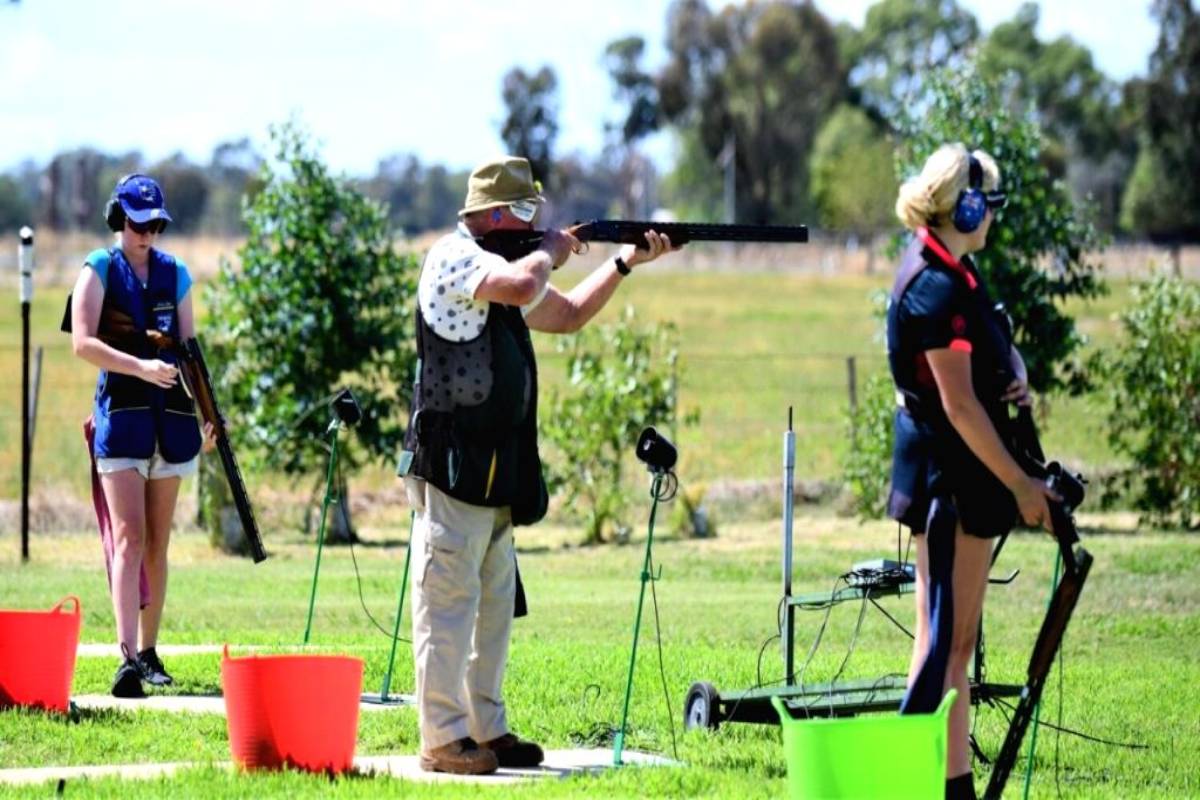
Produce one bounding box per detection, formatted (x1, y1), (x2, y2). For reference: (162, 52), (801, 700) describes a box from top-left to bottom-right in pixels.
(303, 421), (340, 644)
(19, 227), (34, 563)
(378, 512), (414, 701)
(29, 346), (43, 445)
(782, 407), (796, 684)
(614, 472), (664, 767)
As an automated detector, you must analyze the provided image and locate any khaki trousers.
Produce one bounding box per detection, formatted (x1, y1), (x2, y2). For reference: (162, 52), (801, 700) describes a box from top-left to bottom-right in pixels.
(407, 478), (515, 751)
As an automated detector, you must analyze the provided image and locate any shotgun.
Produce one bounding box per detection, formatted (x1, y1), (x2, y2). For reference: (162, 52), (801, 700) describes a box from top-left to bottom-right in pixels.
(478, 219), (809, 261)
(62, 298), (267, 562)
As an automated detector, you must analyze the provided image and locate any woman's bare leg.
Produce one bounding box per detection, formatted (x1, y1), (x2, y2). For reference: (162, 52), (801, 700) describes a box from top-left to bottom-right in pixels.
(100, 469), (147, 660)
(944, 526), (992, 778)
(140, 476), (181, 650)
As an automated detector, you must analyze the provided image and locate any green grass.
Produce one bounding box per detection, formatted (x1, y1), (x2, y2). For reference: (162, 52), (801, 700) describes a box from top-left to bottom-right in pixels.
(0, 271), (1133, 505)
(1, 514), (1197, 798)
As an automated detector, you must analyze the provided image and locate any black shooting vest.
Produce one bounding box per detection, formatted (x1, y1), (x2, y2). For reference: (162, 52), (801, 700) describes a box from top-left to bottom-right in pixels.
(397, 279), (549, 526)
(887, 229), (1015, 433)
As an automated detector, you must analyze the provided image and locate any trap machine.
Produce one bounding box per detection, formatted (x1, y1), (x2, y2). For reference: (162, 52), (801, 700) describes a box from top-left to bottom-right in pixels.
(683, 408), (1091, 800)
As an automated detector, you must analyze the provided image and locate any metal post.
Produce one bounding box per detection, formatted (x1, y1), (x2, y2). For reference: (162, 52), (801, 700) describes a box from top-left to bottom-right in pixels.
(361, 511), (416, 706)
(303, 421), (340, 644)
(782, 407), (796, 684)
(19, 227), (34, 563)
(614, 472), (664, 767)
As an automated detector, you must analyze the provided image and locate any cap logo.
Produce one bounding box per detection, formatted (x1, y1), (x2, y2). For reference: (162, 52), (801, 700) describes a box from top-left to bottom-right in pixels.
(138, 182), (156, 202)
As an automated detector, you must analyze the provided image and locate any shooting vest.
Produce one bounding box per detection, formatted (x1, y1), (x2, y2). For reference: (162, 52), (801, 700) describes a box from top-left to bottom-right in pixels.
(91, 248), (202, 463)
(886, 231), (1015, 433)
(398, 293), (548, 526)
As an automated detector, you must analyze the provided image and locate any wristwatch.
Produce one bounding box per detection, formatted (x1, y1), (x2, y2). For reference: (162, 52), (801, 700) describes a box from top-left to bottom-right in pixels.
(614, 255), (631, 276)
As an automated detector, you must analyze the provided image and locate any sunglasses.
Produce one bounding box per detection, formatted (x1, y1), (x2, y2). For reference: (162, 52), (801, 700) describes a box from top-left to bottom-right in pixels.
(985, 191), (1008, 211)
(127, 219), (166, 235)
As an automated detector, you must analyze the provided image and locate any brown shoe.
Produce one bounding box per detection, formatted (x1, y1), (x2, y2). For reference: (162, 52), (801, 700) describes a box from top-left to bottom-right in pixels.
(481, 732), (545, 768)
(419, 737), (499, 775)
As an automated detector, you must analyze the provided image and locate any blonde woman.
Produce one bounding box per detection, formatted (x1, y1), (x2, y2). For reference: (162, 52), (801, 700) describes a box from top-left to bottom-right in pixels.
(885, 144), (1056, 800)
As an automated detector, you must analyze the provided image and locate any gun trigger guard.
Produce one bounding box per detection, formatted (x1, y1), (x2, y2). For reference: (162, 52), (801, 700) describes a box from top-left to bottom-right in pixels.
(574, 241), (589, 255)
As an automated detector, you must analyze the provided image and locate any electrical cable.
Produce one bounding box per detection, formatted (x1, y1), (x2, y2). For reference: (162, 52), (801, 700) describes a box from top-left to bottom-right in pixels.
(335, 452), (411, 644)
(990, 697), (1148, 750)
(647, 547), (679, 761)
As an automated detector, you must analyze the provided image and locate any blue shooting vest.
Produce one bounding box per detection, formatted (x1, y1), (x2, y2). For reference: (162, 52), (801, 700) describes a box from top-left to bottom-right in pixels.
(92, 248), (203, 463)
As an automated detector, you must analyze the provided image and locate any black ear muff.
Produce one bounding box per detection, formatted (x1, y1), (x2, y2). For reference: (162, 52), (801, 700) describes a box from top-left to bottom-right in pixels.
(104, 173), (141, 232)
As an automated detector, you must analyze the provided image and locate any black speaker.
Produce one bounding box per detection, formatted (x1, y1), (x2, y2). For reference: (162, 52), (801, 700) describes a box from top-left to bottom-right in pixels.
(332, 388), (363, 427)
(636, 426), (677, 473)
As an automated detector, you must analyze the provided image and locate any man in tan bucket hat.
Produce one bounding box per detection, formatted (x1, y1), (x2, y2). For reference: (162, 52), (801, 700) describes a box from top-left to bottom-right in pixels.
(397, 156), (678, 775)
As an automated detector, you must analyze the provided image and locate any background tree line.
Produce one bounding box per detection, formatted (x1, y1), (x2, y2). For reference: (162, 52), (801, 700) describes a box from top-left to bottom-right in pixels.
(2, 0), (1196, 254)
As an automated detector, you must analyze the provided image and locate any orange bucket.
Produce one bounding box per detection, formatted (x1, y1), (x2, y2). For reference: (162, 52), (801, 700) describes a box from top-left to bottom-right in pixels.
(0, 596), (81, 714)
(221, 646), (363, 774)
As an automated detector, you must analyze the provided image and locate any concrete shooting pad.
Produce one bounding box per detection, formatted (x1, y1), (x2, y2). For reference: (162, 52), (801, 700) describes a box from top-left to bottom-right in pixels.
(75, 643), (346, 658)
(0, 750), (675, 788)
(71, 692), (414, 715)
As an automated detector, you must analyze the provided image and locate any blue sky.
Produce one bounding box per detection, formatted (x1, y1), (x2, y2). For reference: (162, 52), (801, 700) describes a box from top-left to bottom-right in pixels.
(0, 0), (1159, 176)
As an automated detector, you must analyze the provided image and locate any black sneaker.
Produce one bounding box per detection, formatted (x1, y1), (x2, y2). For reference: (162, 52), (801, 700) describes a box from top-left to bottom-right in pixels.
(112, 657), (146, 698)
(137, 647), (174, 687)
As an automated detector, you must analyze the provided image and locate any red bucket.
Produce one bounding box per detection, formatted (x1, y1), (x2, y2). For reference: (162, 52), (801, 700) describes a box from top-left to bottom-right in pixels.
(221, 646), (364, 774)
(0, 596), (82, 714)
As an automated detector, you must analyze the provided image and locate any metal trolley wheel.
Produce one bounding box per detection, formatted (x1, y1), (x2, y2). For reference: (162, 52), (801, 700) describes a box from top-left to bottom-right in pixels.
(683, 681), (723, 731)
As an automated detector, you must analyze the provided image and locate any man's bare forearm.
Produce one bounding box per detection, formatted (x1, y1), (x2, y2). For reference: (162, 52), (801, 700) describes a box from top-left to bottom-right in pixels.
(559, 258), (625, 331)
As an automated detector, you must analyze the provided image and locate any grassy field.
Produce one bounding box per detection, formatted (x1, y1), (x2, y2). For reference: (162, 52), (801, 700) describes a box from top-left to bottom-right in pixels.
(0, 512), (1196, 798)
(0, 267), (1134, 517)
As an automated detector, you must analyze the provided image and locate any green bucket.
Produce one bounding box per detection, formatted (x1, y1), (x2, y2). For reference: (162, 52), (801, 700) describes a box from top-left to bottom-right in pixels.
(771, 689), (957, 800)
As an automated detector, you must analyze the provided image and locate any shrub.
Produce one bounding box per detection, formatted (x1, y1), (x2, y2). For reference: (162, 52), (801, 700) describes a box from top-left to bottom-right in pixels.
(1090, 274), (1200, 528)
(541, 306), (696, 544)
(203, 121), (418, 546)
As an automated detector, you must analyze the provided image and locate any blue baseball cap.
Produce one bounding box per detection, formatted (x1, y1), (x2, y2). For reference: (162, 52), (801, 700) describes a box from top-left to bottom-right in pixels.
(115, 174), (173, 224)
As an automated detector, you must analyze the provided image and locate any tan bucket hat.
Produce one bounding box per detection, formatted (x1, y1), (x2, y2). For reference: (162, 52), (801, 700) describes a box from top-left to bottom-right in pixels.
(458, 156), (545, 217)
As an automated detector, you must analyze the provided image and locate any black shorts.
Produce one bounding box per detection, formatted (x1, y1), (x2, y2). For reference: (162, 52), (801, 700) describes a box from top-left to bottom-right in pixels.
(887, 409), (1017, 539)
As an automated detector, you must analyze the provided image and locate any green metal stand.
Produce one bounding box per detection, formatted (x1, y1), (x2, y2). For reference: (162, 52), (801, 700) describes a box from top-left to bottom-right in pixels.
(614, 471), (665, 767)
(361, 511), (416, 706)
(302, 421), (341, 645)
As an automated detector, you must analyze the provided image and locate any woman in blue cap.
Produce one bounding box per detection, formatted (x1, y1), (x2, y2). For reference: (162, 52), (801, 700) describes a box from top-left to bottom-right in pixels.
(70, 174), (214, 698)
(886, 145), (1057, 800)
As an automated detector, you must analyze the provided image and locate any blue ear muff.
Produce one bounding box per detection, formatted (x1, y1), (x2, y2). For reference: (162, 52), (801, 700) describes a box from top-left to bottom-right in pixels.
(951, 155), (987, 233)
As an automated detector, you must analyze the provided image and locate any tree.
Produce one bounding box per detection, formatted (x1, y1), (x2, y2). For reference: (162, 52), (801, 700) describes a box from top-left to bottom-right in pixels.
(604, 35), (661, 145)
(362, 154), (467, 236)
(149, 153), (210, 235)
(541, 307), (693, 544)
(809, 104), (897, 247)
(499, 66), (559, 187)
(657, 0), (845, 224)
(205, 121), (419, 545)
(897, 64), (1107, 394)
(0, 175), (33, 233)
(978, 3), (1128, 230)
(841, 0), (978, 126)
(1090, 275), (1200, 528)
(203, 138), (264, 236)
(1121, 0), (1200, 266)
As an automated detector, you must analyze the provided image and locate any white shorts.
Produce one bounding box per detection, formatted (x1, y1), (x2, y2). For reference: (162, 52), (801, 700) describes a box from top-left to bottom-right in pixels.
(96, 448), (199, 481)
